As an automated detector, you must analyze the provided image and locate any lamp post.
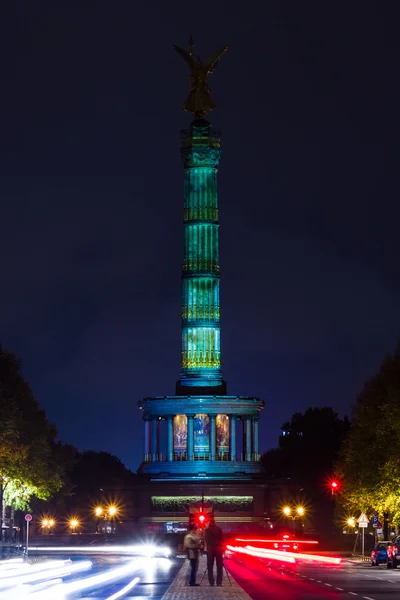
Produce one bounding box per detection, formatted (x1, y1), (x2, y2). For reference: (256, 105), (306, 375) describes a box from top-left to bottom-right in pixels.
(41, 518), (56, 535)
(94, 505), (119, 534)
(282, 505), (306, 534)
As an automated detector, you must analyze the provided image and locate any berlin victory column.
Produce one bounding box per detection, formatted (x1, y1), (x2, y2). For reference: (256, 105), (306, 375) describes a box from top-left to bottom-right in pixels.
(135, 40), (276, 532)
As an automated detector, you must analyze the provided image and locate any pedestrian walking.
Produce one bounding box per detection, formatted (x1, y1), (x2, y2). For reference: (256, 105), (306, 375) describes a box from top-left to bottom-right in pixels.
(205, 518), (224, 586)
(184, 523), (201, 586)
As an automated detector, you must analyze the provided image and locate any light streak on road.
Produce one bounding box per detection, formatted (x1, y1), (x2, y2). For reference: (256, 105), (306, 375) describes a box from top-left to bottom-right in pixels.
(27, 544), (172, 556)
(226, 545), (296, 564)
(227, 544), (342, 566)
(234, 538), (319, 545)
(0, 560), (92, 589)
(0, 558), (24, 572)
(105, 576), (140, 600)
(28, 557), (146, 599)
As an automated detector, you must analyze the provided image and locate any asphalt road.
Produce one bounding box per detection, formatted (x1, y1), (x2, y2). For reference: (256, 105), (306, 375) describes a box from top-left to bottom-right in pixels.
(225, 554), (400, 600)
(80, 555), (182, 599)
(0, 554), (182, 600)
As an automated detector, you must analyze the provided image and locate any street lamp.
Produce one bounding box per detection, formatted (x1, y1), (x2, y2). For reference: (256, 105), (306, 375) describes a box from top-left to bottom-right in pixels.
(69, 518), (80, 533)
(281, 505), (306, 533)
(41, 517), (56, 534)
(93, 505), (119, 534)
(347, 517), (356, 528)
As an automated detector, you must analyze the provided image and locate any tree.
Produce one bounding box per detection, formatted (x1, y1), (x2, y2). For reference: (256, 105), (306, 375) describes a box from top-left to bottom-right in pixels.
(261, 407), (350, 484)
(63, 451), (136, 515)
(338, 346), (400, 526)
(0, 345), (64, 519)
(261, 407), (350, 535)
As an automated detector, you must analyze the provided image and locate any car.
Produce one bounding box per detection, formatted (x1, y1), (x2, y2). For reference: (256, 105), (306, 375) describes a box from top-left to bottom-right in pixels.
(386, 537), (400, 569)
(370, 541), (388, 566)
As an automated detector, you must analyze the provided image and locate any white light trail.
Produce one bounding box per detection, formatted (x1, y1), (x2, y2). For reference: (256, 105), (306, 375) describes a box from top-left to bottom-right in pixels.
(28, 557), (145, 600)
(27, 544), (171, 556)
(105, 576), (140, 600)
(0, 560), (92, 590)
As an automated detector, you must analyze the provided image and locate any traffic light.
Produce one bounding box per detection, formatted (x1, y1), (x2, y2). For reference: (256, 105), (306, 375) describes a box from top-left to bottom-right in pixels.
(328, 477), (341, 495)
(188, 509), (214, 529)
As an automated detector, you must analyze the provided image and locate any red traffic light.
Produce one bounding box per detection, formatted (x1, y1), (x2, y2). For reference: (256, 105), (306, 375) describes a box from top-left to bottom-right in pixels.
(198, 514), (206, 524)
(326, 477), (341, 494)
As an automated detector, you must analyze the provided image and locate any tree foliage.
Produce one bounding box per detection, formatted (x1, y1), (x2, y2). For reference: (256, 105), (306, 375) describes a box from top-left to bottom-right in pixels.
(261, 407), (350, 484)
(62, 450), (136, 513)
(0, 345), (64, 512)
(338, 346), (400, 523)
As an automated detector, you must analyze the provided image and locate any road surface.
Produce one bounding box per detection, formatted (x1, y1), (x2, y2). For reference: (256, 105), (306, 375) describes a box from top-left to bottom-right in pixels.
(226, 554), (400, 600)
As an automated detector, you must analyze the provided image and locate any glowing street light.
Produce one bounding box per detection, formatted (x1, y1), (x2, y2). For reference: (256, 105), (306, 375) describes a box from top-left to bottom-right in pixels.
(69, 518), (80, 532)
(94, 507), (103, 517)
(108, 506), (117, 517)
(41, 517), (56, 533)
(347, 517), (356, 528)
(282, 505), (306, 533)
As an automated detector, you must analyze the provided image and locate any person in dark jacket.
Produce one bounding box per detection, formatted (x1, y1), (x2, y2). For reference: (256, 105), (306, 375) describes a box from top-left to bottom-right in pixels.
(205, 519), (224, 586)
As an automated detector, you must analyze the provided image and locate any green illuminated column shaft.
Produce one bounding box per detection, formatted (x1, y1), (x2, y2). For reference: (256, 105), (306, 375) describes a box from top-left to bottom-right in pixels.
(178, 119), (225, 393)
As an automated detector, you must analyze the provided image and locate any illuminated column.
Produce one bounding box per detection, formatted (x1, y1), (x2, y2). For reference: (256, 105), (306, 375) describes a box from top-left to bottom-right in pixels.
(178, 119), (225, 393)
(246, 417), (251, 461)
(144, 420), (151, 460)
(167, 416), (173, 462)
(151, 418), (158, 462)
(230, 416), (236, 462)
(210, 415), (216, 461)
(246, 417), (252, 461)
(242, 418), (246, 460)
(253, 418), (259, 457)
(187, 415), (194, 460)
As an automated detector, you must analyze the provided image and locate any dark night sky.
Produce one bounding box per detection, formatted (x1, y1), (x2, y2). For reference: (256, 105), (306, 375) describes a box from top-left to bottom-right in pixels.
(0, 1), (399, 470)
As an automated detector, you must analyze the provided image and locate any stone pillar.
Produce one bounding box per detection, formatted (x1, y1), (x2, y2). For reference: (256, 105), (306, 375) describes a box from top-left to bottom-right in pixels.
(253, 418), (259, 457)
(242, 418), (246, 461)
(246, 416), (252, 461)
(167, 416), (173, 462)
(188, 415), (194, 460)
(151, 418), (158, 462)
(210, 415), (216, 461)
(230, 416), (236, 462)
(144, 420), (151, 460)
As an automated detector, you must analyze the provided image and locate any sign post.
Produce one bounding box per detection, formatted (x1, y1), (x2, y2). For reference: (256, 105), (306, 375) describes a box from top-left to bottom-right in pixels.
(357, 512), (369, 557)
(372, 513), (378, 544)
(25, 514), (32, 560)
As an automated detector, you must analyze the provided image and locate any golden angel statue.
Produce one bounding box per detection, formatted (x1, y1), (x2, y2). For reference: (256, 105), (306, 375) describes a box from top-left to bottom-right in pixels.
(174, 37), (228, 118)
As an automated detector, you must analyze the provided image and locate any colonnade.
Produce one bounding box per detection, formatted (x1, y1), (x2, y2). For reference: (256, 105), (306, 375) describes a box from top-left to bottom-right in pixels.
(143, 414), (260, 463)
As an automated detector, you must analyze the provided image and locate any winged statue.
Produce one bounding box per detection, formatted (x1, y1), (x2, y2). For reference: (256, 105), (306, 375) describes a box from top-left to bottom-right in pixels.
(174, 38), (228, 118)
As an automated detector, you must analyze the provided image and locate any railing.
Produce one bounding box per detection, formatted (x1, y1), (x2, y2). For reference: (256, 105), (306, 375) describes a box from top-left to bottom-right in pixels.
(143, 451), (261, 463)
(238, 453), (261, 462)
(173, 452), (188, 461)
(143, 453), (166, 463)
